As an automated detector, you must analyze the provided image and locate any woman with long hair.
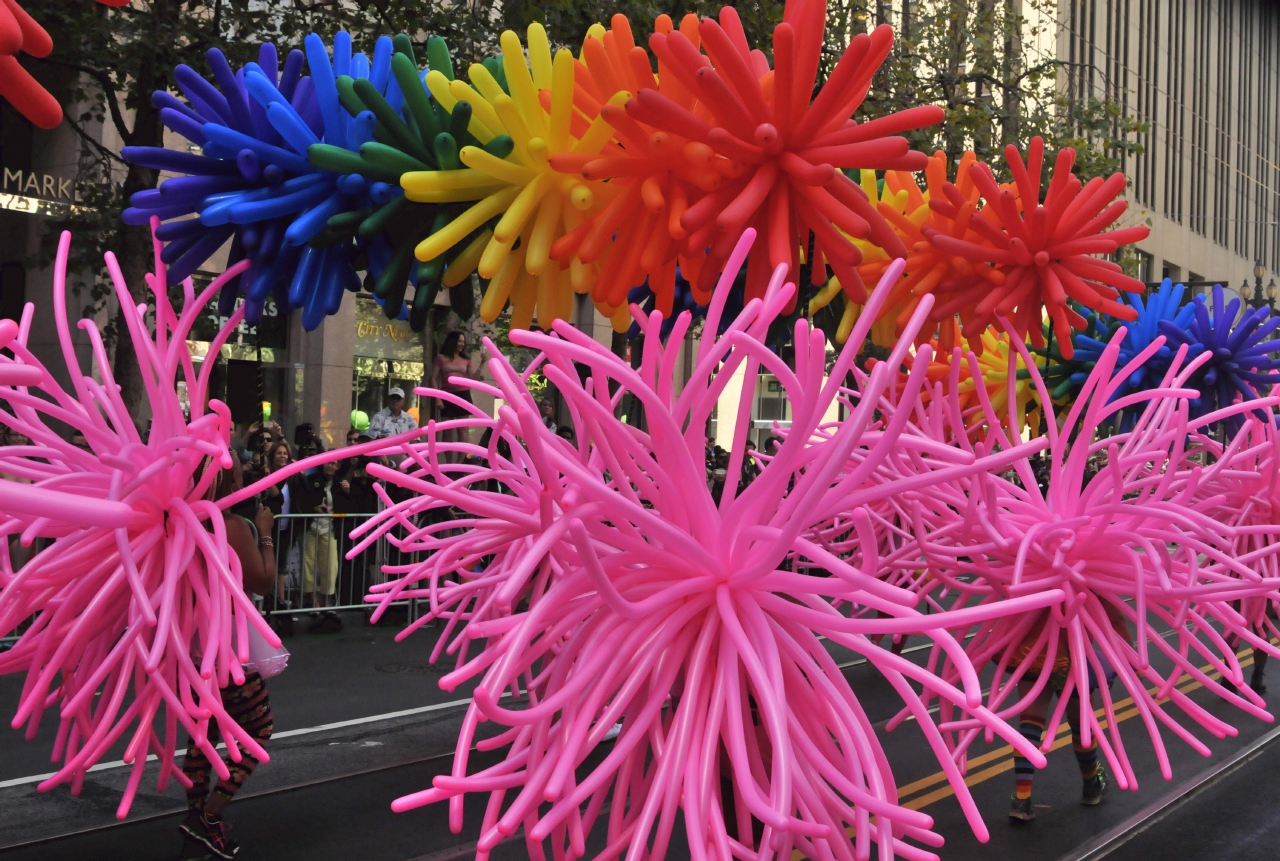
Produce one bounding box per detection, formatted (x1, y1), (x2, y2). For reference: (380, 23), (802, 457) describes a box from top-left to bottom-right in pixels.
(180, 457), (277, 859)
(432, 330), (476, 420)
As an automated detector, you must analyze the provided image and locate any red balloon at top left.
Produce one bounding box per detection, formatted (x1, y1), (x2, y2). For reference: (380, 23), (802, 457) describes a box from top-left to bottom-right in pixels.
(0, 0), (117, 129)
(0, 0), (59, 128)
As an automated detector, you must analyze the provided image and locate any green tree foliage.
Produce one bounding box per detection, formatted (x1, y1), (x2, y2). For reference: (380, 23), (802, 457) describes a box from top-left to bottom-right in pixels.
(836, 0), (1146, 183)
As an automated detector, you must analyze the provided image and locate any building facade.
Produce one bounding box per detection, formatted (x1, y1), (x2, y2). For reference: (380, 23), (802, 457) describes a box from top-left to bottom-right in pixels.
(1059, 0), (1280, 299)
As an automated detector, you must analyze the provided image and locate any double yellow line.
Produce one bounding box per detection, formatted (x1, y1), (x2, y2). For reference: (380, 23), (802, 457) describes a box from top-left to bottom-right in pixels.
(896, 648), (1259, 811)
(788, 646), (1264, 859)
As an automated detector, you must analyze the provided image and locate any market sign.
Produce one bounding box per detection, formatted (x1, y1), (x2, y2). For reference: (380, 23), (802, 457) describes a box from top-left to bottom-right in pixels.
(1, 168), (88, 216)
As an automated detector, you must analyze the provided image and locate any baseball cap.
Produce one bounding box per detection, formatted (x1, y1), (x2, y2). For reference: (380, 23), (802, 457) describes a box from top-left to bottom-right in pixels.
(388, 387), (405, 399)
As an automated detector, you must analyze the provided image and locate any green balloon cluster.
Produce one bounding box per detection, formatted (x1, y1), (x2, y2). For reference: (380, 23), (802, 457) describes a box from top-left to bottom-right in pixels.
(307, 35), (513, 330)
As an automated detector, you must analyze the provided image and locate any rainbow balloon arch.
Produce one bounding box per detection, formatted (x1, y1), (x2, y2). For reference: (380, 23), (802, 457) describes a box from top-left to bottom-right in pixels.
(3, 2), (1280, 860)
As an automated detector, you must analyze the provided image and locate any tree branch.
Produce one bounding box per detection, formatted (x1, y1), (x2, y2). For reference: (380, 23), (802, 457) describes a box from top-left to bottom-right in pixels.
(35, 56), (134, 145)
(64, 114), (129, 167)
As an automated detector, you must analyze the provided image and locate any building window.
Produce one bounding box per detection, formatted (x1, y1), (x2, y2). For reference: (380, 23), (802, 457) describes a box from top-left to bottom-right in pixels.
(1134, 251), (1153, 284)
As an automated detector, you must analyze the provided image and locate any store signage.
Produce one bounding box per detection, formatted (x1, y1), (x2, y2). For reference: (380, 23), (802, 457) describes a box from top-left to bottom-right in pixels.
(1, 167), (84, 216)
(354, 296), (421, 361)
(183, 290), (286, 350)
(2, 167), (75, 201)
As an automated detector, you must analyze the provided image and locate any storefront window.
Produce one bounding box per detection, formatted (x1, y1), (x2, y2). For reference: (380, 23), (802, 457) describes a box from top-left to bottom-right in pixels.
(353, 297), (425, 422)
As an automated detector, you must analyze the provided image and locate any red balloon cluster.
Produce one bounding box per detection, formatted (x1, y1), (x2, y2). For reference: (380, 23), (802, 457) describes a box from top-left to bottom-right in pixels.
(0, 0), (59, 129)
(1, 0), (127, 130)
(926, 137), (1149, 358)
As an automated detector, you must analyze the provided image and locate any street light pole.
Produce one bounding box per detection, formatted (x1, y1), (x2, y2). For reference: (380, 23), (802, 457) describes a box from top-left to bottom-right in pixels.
(1252, 261), (1271, 311)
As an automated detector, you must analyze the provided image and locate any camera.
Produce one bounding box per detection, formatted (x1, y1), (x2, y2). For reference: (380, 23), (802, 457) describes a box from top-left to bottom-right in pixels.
(294, 423), (322, 458)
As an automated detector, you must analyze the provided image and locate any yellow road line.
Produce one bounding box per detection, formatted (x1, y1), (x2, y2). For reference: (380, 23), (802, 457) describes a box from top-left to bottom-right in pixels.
(898, 650), (1257, 809)
(788, 644), (1265, 859)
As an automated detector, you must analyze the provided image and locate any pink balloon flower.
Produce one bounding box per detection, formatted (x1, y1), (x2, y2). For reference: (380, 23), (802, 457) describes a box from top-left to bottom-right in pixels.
(0, 226), (275, 818)
(908, 320), (1280, 791)
(357, 232), (1067, 861)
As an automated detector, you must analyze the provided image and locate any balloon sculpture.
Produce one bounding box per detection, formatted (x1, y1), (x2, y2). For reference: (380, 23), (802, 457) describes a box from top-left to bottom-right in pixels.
(122, 1), (949, 336)
(9, 2), (1280, 860)
(903, 323), (1280, 793)
(352, 233), (1080, 861)
(0, 224), (417, 819)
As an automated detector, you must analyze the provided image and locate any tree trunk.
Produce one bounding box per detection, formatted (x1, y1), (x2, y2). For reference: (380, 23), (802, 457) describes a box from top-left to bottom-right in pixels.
(942, 0), (969, 167)
(109, 12), (173, 431)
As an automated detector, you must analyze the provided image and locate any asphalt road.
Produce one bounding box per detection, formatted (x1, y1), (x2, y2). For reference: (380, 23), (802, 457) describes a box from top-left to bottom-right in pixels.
(1, 612), (1276, 861)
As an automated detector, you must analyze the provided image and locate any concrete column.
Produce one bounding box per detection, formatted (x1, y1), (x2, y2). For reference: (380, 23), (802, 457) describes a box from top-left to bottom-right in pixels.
(289, 295), (356, 449)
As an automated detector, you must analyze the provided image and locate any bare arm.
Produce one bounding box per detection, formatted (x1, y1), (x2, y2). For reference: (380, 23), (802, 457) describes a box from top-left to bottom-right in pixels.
(226, 510), (277, 597)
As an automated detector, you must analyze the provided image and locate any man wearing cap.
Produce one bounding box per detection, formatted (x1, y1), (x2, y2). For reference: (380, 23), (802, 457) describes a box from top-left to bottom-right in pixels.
(369, 387), (417, 439)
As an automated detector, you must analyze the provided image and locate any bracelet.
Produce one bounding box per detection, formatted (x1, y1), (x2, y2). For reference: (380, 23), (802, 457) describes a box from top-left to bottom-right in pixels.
(258, 538), (275, 548)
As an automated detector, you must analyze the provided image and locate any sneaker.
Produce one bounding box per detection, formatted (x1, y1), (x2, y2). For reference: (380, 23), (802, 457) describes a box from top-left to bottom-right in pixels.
(180, 812), (239, 859)
(307, 612), (343, 634)
(1082, 765), (1108, 806)
(1009, 795), (1035, 822)
(1250, 677), (1267, 696)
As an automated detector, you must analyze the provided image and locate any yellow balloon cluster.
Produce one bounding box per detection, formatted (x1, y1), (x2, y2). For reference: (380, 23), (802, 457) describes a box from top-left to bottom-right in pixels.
(403, 24), (622, 330)
(919, 328), (1043, 440)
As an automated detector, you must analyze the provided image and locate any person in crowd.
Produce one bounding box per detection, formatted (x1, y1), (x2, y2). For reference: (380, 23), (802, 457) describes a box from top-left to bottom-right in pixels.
(555, 426), (576, 444)
(241, 427), (277, 486)
(539, 398), (558, 434)
(369, 387), (417, 440)
(292, 422), (324, 459)
(709, 447), (730, 506)
(258, 439), (296, 632)
(293, 459), (343, 633)
(258, 441), (294, 517)
(432, 331), (477, 420)
(179, 456), (276, 859)
(739, 439), (761, 491)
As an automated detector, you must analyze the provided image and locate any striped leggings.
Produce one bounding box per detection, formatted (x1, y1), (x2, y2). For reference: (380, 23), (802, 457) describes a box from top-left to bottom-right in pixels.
(1012, 678), (1098, 799)
(181, 672), (274, 810)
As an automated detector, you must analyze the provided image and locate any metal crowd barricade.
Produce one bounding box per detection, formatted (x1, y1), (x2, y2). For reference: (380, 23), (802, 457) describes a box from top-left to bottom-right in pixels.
(268, 511), (425, 620)
(1, 513), (429, 649)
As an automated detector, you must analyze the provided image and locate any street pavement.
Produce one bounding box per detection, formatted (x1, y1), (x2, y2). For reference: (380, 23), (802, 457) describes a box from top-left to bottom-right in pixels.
(0, 611), (1275, 861)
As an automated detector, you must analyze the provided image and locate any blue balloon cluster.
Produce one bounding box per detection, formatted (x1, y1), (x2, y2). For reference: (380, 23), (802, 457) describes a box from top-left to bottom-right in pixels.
(1071, 279), (1195, 427)
(1156, 283), (1280, 428)
(622, 274), (758, 342)
(123, 35), (410, 330)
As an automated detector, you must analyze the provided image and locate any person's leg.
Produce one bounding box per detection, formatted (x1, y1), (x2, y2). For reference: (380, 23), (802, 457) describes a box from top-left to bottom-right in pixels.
(324, 529), (339, 608)
(204, 673), (273, 819)
(1010, 677), (1052, 821)
(180, 729), (217, 813)
(302, 528), (318, 609)
(1065, 691), (1106, 804)
(1252, 649), (1268, 693)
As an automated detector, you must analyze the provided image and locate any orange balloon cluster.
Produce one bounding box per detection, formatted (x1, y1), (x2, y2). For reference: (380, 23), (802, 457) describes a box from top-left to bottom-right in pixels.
(926, 137), (1149, 358)
(549, 3), (943, 318)
(866, 151), (1008, 352)
(814, 138), (1149, 362)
